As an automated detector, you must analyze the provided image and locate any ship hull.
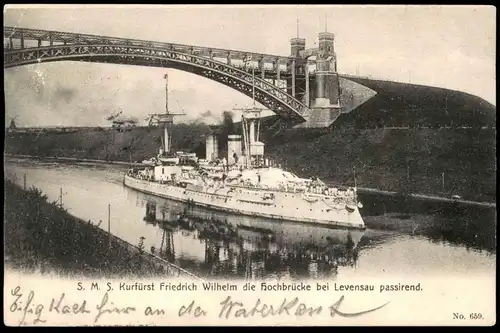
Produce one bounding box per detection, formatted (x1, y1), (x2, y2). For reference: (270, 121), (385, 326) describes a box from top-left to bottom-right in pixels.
(124, 175), (365, 230)
(135, 190), (365, 249)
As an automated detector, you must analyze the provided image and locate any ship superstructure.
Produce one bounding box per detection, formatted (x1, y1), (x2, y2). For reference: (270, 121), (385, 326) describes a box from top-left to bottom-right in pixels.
(124, 71), (365, 230)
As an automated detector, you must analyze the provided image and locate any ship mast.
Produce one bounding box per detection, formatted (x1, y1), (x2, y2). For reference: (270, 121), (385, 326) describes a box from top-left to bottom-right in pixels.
(147, 73), (185, 156)
(164, 73), (170, 153)
(252, 66), (256, 108)
(234, 60), (267, 169)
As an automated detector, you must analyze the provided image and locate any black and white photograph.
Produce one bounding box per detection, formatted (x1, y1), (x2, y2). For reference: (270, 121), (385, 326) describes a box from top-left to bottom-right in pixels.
(3, 5), (495, 326)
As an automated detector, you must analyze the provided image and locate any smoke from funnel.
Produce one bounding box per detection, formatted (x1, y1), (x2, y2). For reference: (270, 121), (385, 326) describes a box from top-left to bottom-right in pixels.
(222, 111), (235, 132)
(217, 111), (236, 152)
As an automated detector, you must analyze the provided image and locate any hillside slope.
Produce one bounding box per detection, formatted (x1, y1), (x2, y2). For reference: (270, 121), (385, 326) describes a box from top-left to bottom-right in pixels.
(337, 76), (496, 128)
(263, 127), (496, 202)
(4, 125), (496, 203)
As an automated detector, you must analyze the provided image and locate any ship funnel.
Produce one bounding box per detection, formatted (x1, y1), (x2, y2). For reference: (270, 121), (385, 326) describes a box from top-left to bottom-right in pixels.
(206, 134), (218, 162)
(228, 134), (242, 165)
(250, 141), (265, 157)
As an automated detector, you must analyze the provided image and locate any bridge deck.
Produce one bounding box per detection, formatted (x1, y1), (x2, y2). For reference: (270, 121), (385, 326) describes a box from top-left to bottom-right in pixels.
(4, 26), (293, 63)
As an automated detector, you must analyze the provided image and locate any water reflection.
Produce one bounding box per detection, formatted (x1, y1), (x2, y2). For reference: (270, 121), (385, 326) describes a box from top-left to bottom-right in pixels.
(363, 208), (496, 255)
(416, 211), (496, 255)
(5, 160), (495, 279)
(132, 190), (364, 280)
(133, 191), (496, 280)
(360, 191), (496, 255)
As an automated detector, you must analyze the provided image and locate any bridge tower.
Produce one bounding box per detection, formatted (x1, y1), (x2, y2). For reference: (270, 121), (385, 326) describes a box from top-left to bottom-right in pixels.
(313, 29), (340, 108)
(288, 19), (307, 104)
(290, 19), (306, 58)
(293, 20), (343, 128)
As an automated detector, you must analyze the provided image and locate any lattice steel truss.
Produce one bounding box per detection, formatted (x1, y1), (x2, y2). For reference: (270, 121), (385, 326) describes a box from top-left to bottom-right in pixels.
(4, 27), (308, 125)
(3, 26), (289, 62)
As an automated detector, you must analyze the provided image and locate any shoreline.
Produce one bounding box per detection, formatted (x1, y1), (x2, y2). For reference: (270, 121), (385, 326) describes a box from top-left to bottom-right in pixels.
(3, 177), (202, 280)
(4, 153), (495, 209)
(4, 153), (145, 167)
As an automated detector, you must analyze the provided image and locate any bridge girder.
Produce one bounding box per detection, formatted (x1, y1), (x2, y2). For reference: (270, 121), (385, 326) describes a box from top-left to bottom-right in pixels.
(4, 27), (295, 64)
(4, 44), (308, 125)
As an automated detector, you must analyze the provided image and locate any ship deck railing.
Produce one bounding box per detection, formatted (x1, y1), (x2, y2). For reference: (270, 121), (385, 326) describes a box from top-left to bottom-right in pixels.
(127, 173), (358, 201)
(227, 183), (357, 199)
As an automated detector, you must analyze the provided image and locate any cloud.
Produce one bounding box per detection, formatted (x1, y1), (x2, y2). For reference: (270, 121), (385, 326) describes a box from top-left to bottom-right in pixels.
(200, 110), (213, 118)
(54, 87), (77, 104)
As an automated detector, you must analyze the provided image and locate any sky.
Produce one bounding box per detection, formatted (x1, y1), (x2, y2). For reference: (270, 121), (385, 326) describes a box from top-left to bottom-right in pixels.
(3, 5), (496, 127)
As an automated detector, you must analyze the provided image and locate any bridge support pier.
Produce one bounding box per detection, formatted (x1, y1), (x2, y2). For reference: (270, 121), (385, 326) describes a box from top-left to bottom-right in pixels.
(260, 58), (265, 80)
(295, 107), (342, 128)
(37, 39), (41, 47)
(20, 32), (24, 49)
(277, 64), (281, 90)
(305, 62), (310, 107)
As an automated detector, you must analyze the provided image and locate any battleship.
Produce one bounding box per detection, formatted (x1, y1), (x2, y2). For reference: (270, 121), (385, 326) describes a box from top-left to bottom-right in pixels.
(124, 71), (365, 230)
(137, 191), (365, 251)
(137, 193), (364, 279)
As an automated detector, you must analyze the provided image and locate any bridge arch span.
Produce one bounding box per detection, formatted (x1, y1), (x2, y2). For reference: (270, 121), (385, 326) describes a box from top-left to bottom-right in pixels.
(4, 44), (307, 125)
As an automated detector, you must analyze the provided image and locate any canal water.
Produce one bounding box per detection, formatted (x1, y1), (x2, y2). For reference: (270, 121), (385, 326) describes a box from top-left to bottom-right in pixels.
(4, 159), (496, 281)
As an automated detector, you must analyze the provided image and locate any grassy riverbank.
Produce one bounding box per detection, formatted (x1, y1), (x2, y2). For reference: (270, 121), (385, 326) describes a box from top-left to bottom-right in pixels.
(3, 179), (193, 278)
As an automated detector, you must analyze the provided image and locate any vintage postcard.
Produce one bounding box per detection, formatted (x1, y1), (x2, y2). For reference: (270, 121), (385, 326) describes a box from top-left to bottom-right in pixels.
(3, 4), (496, 326)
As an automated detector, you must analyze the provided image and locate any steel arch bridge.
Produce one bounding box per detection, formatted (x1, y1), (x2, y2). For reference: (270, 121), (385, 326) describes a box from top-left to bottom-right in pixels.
(4, 27), (307, 126)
